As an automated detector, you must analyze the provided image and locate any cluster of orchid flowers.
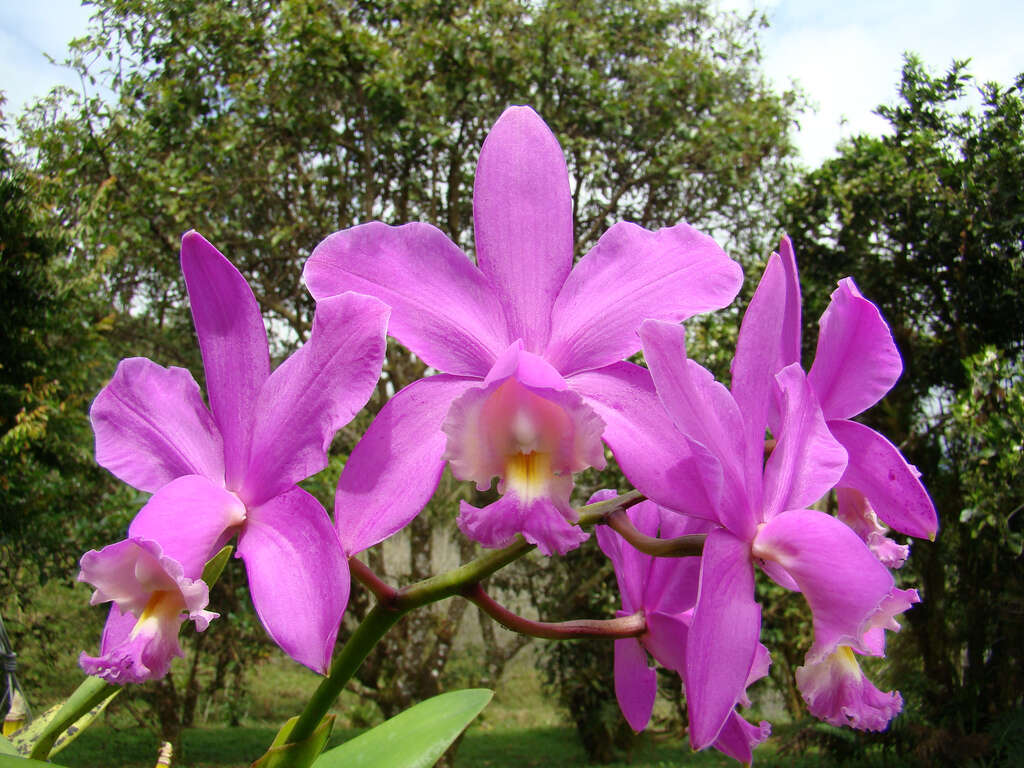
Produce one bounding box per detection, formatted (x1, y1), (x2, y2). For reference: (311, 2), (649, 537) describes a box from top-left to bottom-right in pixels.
(76, 107), (936, 765)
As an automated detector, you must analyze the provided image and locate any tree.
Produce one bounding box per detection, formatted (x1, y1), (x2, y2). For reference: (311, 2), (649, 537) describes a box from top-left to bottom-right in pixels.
(781, 57), (1024, 763)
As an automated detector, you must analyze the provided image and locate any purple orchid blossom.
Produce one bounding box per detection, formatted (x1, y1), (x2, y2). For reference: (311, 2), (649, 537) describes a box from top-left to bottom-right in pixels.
(593, 492), (770, 764)
(750, 236), (938, 543)
(89, 232), (389, 674)
(597, 281), (920, 750)
(303, 106), (742, 556)
(78, 538), (217, 684)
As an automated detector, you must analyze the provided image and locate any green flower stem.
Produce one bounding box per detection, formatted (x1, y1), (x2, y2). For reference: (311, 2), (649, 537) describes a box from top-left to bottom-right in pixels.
(285, 490), (646, 747)
(28, 675), (115, 760)
(605, 508), (706, 557)
(463, 584), (645, 639)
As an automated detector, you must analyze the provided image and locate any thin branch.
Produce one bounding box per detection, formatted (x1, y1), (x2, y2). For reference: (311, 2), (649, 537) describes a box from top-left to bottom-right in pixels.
(605, 509), (706, 557)
(349, 557), (398, 604)
(463, 584), (645, 640)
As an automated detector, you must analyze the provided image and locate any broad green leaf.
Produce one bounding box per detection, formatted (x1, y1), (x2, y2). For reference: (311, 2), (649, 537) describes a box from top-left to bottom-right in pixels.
(0, 755), (62, 767)
(20, 677), (117, 760)
(313, 688), (492, 768)
(0, 735), (17, 756)
(250, 714), (334, 768)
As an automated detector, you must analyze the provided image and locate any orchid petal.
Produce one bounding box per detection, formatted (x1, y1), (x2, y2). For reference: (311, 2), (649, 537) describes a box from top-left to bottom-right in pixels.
(91, 357), (224, 492)
(596, 501), (658, 613)
(305, 222), (507, 377)
(335, 375), (477, 555)
(128, 475), (245, 578)
(644, 611), (689, 673)
(686, 529), (760, 750)
(830, 419), (938, 540)
(242, 292), (389, 506)
(639, 319), (753, 537)
(712, 712), (771, 764)
(568, 363), (724, 524)
(614, 637), (657, 732)
(808, 278), (902, 420)
(457, 492), (588, 556)
(181, 231), (270, 489)
(473, 106), (573, 353)
(730, 241), (801, 462)
(546, 222), (741, 376)
(238, 487), (350, 674)
(836, 487), (910, 569)
(752, 509), (896, 663)
(762, 364), (847, 520)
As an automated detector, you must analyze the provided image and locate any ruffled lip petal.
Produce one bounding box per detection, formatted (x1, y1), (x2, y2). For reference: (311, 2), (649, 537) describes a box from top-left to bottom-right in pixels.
(456, 492), (588, 556)
(473, 106), (574, 353)
(180, 231), (270, 490)
(795, 646), (904, 731)
(242, 291), (389, 506)
(305, 221), (508, 377)
(546, 221), (742, 376)
(90, 357), (225, 493)
(238, 488), (351, 674)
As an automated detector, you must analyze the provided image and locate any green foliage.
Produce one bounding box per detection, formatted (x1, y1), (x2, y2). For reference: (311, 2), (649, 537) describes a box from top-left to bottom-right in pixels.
(312, 689), (491, 768)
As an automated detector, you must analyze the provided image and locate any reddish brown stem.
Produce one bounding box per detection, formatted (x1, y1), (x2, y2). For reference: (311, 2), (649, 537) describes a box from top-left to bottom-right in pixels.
(349, 556), (399, 604)
(463, 583), (645, 639)
(605, 509), (706, 557)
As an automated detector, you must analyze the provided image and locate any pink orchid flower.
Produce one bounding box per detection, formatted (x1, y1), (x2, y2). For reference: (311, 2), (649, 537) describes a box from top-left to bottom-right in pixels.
(593, 493), (770, 764)
(304, 106), (742, 556)
(78, 538), (217, 684)
(598, 289), (919, 750)
(89, 232), (388, 673)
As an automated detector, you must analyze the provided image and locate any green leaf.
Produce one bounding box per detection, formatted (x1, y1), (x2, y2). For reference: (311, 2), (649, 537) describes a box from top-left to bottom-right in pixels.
(250, 714), (334, 768)
(312, 688), (493, 768)
(0, 735), (18, 757)
(21, 676), (118, 760)
(200, 544), (234, 586)
(0, 755), (63, 767)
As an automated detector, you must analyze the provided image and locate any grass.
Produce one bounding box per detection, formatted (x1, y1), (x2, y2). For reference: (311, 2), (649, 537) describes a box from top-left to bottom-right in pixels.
(47, 653), (905, 767)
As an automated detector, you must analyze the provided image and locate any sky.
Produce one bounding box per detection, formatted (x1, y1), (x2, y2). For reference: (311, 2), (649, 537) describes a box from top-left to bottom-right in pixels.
(1, 1), (1022, 165)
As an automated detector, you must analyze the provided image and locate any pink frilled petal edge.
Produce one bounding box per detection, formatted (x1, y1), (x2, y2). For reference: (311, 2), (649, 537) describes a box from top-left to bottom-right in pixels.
(711, 711), (772, 764)
(242, 291), (389, 506)
(128, 475), (245, 578)
(335, 375), (479, 555)
(90, 357), (225, 493)
(473, 106), (573, 353)
(614, 636), (657, 732)
(829, 418), (938, 540)
(180, 231), (270, 489)
(545, 221), (742, 376)
(304, 221), (507, 377)
(795, 648), (903, 731)
(238, 487), (350, 674)
(457, 492), (588, 556)
(808, 277), (902, 421)
(568, 362), (724, 525)
(686, 529), (761, 750)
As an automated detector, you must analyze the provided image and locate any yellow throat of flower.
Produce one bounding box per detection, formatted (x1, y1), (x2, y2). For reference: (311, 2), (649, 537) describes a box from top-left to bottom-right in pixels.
(505, 451), (553, 503)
